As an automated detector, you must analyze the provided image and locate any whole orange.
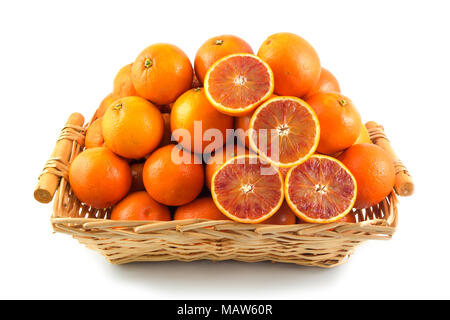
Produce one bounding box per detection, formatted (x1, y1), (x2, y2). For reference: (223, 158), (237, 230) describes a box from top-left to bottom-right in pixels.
(94, 93), (115, 120)
(102, 96), (164, 159)
(305, 92), (361, 155)
(338, 143), (395, 209)
(131, 43), (193, 105)
(205, 143), (248, 190)
(304, 67), (341, 98)
(68, 147), (131, 208)
(264, 202), (297, 225)
(174, 197), (229, 220)
(171, 88), (234, 154)
(257, 32), (321, 97)
(111, 191), (171, 221)
(112, 63), (138, 99)
(85, 118), (104, 149)
(143, 145), (204, 206)
(194, 34), (253, 84)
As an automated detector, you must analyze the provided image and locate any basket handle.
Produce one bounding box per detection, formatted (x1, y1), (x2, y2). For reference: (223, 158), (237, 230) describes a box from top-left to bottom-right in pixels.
(365, 121), (414, 196)
(34, 113), (85, 203)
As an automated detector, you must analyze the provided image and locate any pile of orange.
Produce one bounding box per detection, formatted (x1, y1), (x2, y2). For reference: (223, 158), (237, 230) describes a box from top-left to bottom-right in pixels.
(70, 32), (396, 225)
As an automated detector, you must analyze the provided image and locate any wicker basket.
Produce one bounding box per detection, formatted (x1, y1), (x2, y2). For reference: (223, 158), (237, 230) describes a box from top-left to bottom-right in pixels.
(34, 113), (413, 268)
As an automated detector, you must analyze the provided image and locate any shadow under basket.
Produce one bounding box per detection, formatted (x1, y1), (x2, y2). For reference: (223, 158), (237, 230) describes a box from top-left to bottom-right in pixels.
(34, 113), (413, 268)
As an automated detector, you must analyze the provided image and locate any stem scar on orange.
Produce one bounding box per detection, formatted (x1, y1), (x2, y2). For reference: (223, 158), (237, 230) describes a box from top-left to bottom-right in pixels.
(211, 154), (284, 224)
(285, 155), (357, 224)
(204, 53), (274, 116)
(249, 96), (320, 168)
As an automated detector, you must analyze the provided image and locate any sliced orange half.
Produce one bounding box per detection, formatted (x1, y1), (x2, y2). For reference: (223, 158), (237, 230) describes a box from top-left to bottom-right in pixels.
(204, 53), (274, 116)
(211, 154), (284, 223)
(249, 96), (320, 167)
(285, 155), (357, 224)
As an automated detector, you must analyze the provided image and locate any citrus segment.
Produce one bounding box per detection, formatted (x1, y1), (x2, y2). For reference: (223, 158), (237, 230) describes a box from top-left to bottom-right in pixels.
(204, 54), (274, 116)
(285, 155), (357, 223)
(249, 96), (320, 167)
(211, 155), (284, 223)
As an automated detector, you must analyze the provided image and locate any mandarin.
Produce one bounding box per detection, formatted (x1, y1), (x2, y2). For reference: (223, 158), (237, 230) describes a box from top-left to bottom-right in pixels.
(68, 147), (131, 208)
(171, 87), (234, 154)
(257, 32), (321, 97)
(305, 92), (361, 155)
(339, 143), (395, 209)
(102, 96), (164, 159)
(131, 43), (192, 105)
(143, 145), (204, 206)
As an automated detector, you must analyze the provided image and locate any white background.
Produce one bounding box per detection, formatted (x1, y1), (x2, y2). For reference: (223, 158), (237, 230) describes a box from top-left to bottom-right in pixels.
(1, 0), (449, 299)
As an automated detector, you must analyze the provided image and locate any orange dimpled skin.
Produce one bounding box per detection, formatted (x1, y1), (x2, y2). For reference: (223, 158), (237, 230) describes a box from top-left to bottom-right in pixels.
(111, 191), (171, 221)
(304, 68), (341, 98)
(338, 143), (395, 209)
(131, 43), (193, 105)
(102, 96), (164, 159)
(170, 88), (234, 154)
(68, 147), (132, 209)
(257, 32), (321, 97)
(174, 197), (230, 220)
(143, 145), (204, 206)
(194, 34), (253, 84)
(305, 92), (361, 155)
(85, 118), (104, 149)
(112, 63), (138, 99)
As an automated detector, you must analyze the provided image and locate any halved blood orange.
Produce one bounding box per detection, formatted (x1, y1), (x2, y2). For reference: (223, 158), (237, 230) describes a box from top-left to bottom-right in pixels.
(204, 53), (274, 116)
(211, 155), (284, 223)
(249, 96), (320, 167)
(285, 155), (357, 223)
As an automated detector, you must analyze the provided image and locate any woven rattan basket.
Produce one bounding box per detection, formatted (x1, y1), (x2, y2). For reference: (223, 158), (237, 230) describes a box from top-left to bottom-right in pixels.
(34, 113), (413, 268)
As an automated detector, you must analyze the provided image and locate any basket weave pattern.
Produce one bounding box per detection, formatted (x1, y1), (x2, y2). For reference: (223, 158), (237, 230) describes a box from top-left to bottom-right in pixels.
(46, 118), (399, 268)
